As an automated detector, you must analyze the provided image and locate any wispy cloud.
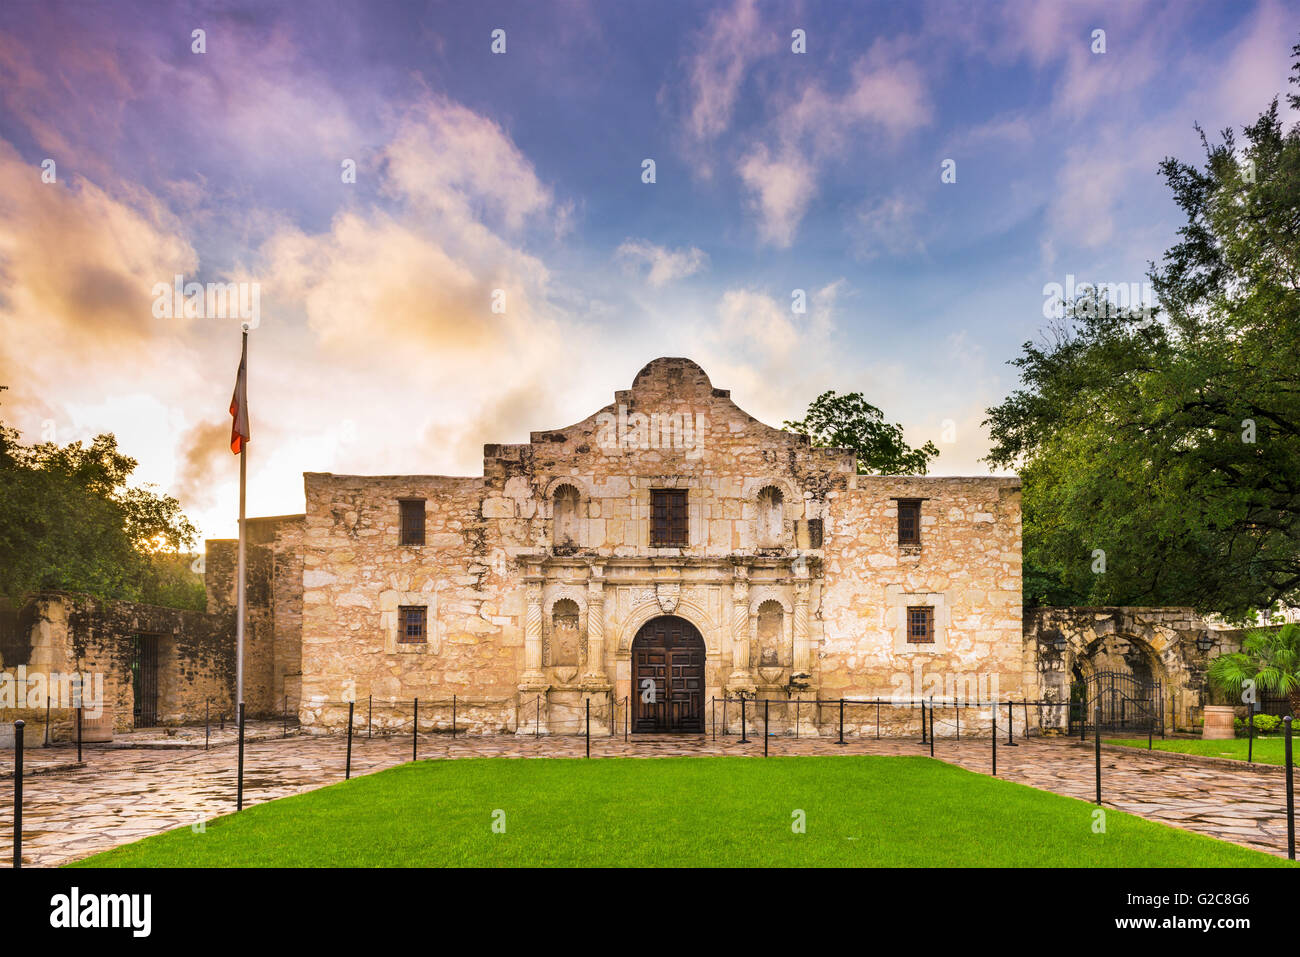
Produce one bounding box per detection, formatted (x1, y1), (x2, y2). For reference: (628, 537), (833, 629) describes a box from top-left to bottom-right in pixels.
(615, 239), (709, 286)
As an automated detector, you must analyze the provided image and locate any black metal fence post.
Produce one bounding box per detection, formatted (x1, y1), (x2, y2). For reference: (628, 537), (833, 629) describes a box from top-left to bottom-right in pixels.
(368, 694), (373, 739)
(711, 696), (715, 741)
(12, 722), (23, 868)
(992, 711), (997, 776)
(837, 698), (845, 745)
(764, 699), (769, 757)
(44, 695), (50, 747)
(921, 700), (927, 744)
(625, 697), (629, 742)
(205, 699), (210, 751)
(1094, 703), (1102, 805)
(535, 694), (540, 738)
(1285, 715), (1294, 861)
(413, 697), (419, 761)
(585, 697), (590, 758)
(346, 701), (354, 780)
(236, 702), (246, 811)
(1006, 700), (1017, 746)
(1248, 710), (1255, 764)
(75, 674), (84, 763)
(929, 704), (935, 757)
(452, 694), (457, 739)
(876, 699), (881, 740)
(283, 693), (288, 738)
(739, 696), (749, 744)
(955, 704), (960, 740)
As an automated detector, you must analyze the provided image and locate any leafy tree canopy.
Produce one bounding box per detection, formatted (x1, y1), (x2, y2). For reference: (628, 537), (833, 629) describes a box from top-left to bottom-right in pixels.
(0, 391), (204, 610)
(785, 391), (939, 475)
(984, 38), (1300, 619)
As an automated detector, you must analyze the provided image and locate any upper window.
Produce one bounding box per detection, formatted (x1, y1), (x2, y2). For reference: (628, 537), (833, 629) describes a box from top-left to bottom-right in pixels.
(398, 605), (427, 643)
(906, 605), (934, 644)
(807, 518), (824, 549)
(897, 499), (921, 546)
(650, 489), (688, 547)
(399, 499), (426, 546)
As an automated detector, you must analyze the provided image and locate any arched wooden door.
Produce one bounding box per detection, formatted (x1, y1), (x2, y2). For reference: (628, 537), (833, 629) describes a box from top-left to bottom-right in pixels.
(631, 616), (705, 733)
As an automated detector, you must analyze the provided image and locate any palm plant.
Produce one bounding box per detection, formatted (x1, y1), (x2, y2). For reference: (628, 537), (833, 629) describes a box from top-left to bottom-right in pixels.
(1207, 623), (1300, 718)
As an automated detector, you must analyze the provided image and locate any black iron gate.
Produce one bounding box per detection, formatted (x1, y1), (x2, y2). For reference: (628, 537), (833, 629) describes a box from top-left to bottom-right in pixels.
(1071, 670), (1161, 734)
(132, 634), (159, 728)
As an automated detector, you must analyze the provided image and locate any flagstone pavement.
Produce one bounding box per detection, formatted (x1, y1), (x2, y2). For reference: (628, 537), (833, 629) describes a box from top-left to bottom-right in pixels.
(1, 727), (1294, 866)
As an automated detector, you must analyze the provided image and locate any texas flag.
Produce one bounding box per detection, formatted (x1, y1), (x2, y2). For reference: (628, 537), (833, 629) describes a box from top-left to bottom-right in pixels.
(229, 350), (250, 454)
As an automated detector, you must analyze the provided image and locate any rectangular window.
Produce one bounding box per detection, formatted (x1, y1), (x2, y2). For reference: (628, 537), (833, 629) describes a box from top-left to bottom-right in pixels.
(399, 499), (426, 546)
(650, 489), (688, 547)
(906, 606), (934, 644)
(398, 605), (427, 643)
(807, 518), (824, 549)
(897, 499), (921, 545)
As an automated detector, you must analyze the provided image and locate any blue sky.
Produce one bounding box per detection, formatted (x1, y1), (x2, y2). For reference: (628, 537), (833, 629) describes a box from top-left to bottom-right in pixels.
(0, 0), (1296, 538)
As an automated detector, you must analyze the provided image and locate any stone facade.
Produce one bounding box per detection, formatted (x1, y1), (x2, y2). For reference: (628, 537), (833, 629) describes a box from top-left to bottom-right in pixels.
(2, 359), (1246, 742)
(294, 358), (1029, 736)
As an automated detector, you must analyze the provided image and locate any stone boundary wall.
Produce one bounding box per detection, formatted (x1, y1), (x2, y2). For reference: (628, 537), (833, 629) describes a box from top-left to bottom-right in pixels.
(0, 592), (234, 737)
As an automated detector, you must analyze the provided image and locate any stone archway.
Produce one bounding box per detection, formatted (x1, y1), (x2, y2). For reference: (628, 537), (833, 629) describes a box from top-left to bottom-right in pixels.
(1028, 607), (1212, 732)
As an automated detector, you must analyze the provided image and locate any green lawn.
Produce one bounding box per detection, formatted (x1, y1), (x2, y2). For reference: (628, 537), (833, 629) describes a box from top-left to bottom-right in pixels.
(71, 756), (1291, 868)
(1107, 736), (1293, 766)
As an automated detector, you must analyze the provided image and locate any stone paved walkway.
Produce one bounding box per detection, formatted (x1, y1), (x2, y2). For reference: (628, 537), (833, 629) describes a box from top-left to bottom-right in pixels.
(1, 731), (1293, 866)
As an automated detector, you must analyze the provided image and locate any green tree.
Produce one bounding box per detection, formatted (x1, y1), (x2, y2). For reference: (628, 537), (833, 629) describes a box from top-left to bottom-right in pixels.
(784, 391), (939, 475)
(0, 394), (204, 610)
(984, 37), (1300, 617)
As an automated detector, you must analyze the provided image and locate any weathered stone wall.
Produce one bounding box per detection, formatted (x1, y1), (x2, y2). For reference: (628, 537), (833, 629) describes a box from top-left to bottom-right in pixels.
(205, 514), (305, 717)
(299, 473), (518, 733)
(819, 476), (1026, 737)
(0, 592), (234, 739)
(297, 358), (1027, 736)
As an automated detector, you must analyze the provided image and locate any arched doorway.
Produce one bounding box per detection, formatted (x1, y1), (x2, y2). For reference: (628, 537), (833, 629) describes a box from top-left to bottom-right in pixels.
(631, 616), (705, 733)
(1075, 634), (1163, 733)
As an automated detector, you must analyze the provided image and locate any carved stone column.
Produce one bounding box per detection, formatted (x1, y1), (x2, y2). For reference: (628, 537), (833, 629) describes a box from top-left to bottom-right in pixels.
(519, 577), (547, 691)
(728, 570), (754, 690)
(792, 581), (811, 674)
(582, 567), (611, 690)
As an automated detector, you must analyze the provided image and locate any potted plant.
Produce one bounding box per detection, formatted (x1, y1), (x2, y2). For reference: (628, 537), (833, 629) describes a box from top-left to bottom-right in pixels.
(1207, 623), (1300, 728)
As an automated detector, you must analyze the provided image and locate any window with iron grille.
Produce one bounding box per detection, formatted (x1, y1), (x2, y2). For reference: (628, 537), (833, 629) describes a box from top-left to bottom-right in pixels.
(399, 499), (426, 546)
(398, 605), (427, 643)
(897, 499), (921, 545)
(807, 518), (824, 549)
(650, 488), (688, 547)
(906, 606), (934, 643)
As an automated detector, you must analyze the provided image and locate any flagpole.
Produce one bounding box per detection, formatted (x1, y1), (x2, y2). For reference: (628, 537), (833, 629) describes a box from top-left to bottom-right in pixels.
(235, 327), (248, 713)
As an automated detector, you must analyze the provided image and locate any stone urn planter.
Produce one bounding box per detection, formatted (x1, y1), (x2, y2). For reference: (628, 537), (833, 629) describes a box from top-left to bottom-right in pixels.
(80, 703), (115, 743)
(1202, 705), (1236, 740)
